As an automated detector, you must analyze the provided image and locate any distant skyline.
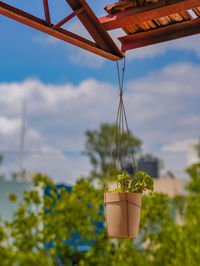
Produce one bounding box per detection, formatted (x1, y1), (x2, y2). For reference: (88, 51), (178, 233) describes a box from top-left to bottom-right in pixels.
(1, 0), (200, 183)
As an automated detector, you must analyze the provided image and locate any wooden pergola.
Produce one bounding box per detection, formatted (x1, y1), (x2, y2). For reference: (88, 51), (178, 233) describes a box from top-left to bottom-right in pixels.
(0, 0), (200, 60)
(101, 0), (200, 52)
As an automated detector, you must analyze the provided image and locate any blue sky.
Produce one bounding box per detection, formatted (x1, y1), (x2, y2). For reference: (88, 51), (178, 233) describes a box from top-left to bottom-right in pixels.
(1, 0), (200, 183)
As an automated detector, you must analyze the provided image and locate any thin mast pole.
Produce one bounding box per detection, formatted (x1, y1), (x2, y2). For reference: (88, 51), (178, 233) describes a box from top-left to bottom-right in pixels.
(18, 99), (27, 180)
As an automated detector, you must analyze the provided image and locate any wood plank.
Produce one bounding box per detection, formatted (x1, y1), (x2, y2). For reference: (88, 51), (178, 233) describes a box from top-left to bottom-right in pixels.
(118, 17), (200, 51)
(169, 13), (183, 21)
(193, 7), (200, 16)
(0, 1), (123, 61)
(52, 7), (85, 29)
(99, 0), (200, 30)
(180, 10), (192, 20)
(105, 1), (137, 14)
(43, 0), (51, 26)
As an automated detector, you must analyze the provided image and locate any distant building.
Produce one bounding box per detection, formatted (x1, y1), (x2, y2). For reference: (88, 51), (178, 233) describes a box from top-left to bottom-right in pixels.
(137, 156), (161, 178)
(0, 179), (33, 221)
(13, 169), (38, 183)
(153, 178), (184, 197)
(122, 155), (161, 178)
(0, 169), (44, 221)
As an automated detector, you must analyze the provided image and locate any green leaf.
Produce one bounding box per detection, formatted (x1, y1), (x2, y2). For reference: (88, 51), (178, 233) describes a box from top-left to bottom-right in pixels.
(130, 178), (138, 188)
(7, 193), (18, 202)
(108, 187), (125, 192)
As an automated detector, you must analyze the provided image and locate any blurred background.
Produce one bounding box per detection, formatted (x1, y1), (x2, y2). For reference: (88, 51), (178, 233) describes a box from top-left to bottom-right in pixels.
(0, 0), (200, 265)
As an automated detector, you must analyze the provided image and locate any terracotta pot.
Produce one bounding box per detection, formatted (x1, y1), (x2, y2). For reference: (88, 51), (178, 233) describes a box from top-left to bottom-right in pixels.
(104, 192), (141, 238)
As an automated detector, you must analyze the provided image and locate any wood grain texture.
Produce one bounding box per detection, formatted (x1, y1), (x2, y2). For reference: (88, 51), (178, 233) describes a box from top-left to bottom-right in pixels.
(119, 17), (200, 51)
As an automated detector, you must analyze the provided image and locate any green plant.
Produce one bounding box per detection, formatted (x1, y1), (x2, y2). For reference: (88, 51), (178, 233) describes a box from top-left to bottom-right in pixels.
(109, 170), (154, 193)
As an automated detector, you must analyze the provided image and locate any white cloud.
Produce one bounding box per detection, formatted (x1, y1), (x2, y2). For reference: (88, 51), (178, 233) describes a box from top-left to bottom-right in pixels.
(0, 78), (116, 183)
(126, 34), (200, 60)
(0, 61), (200, 182)
(109, 28), (126, 48)
(124, 62), (200, 153)
(0, 81), (26, 105)
(33, 35), (62, 45)
(126, 43), (166, 60)
(69, 48), (105, 68)
(22, 145), (91, 184)
(170, 35), (200, 58)
(161, 139), (197, 153)
(1, 145), (91, 185)
(66, 19), (92, 41)
(178, 114), (200, 127)
(26, 128), (42, 142)
(66, 20), (107, 68)
(160, 138), (199, 176)
(0, 117), (21, 135)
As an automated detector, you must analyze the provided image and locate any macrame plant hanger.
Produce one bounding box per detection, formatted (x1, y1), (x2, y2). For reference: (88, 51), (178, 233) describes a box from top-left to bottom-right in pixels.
(106, 57), (137, 191)
(104, 61), (142, 239)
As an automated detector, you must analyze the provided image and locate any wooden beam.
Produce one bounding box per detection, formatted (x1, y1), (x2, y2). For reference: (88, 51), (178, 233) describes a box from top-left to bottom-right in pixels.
(0, 1), (123, 61)
(43, 0), (51, 26)
(52, 7), (85, 29)
(65, 0), (123, 56)
(118, 17), (200, 52)
(99, 0), (200, 30)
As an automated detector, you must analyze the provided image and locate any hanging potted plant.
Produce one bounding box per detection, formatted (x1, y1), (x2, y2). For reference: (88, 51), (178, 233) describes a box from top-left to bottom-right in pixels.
(104, 170), (154, 238)
(104, 60), (154, 238)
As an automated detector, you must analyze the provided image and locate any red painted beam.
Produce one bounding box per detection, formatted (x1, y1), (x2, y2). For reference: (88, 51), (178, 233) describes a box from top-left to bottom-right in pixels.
(52, 7), (85, 29)
(43, 0), (51, 26)
(65, 0), (123, 57)
(0, 1), (123, 61)
(119, 17), (200, 52)
(99, 0), (200, 30)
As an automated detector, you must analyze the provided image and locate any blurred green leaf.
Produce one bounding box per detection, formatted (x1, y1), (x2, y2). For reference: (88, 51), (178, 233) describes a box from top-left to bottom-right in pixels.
(7, 193), (18, 202)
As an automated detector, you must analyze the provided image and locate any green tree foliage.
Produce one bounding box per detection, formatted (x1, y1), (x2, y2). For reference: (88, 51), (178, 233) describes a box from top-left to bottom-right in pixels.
(146, 163), (200, 266)
(0, 155), (5, 180)
(0, 174), (173, 266)
(0, 155), (3, 166)
(84, 123), (142, 185)
(194, 138), (200, 158)
(1, 166), (199, 266)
